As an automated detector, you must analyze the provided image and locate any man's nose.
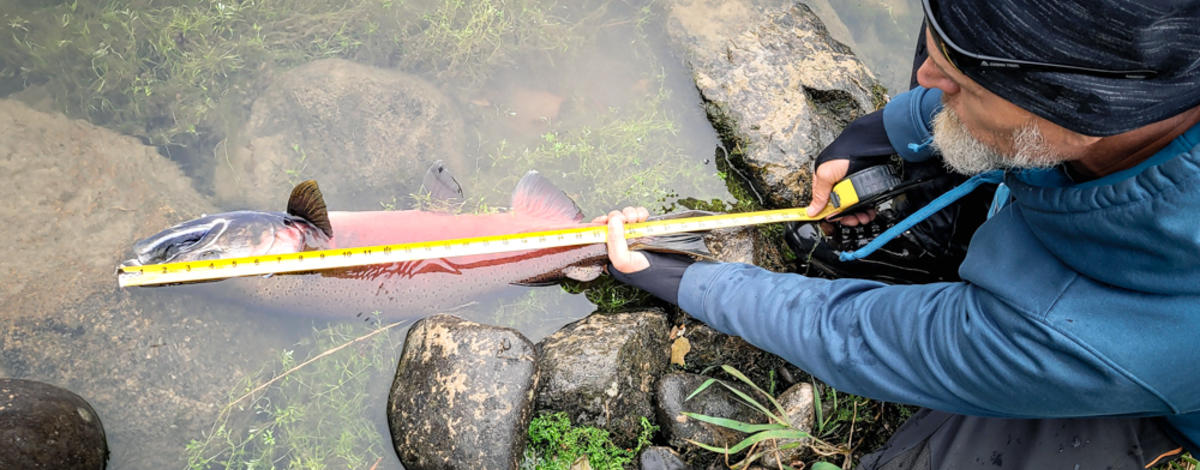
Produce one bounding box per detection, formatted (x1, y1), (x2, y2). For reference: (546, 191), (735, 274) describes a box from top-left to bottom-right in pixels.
(916, 56), (959, 95)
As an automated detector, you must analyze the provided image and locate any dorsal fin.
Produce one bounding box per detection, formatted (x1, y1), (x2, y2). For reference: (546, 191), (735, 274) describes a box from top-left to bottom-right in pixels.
(420, 161), (464, 206)
(287, 180), (334, 238)
(511, 171), (583, 222)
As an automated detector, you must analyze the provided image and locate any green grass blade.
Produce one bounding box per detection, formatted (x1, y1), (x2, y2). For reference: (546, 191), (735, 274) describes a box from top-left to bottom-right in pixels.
(686, 438), (738, 454)
(722, 365), (790, 425)
(685, 377), (720, 402)
(811, 462), (841, 470)
(717, 381), (783, 423)
(718, 429), (813, 455)
(679, 412), (790, 433)
(812, 379), (825, 435)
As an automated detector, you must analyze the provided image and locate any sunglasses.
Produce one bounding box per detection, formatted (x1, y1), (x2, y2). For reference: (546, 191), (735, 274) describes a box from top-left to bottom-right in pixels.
(921, 0), (1157, 80)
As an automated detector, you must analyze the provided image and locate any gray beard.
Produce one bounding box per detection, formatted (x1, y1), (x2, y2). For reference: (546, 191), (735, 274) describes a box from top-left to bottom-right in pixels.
(932, 107), (1065, 175)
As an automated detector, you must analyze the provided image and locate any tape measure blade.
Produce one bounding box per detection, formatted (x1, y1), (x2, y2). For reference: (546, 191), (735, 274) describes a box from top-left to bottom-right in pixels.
(117, 200), (857, 287)
(118, 226), (612, 286)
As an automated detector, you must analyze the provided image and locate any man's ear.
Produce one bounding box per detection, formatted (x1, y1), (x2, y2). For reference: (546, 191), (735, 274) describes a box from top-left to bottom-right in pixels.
(1062, 131), (1103, 147)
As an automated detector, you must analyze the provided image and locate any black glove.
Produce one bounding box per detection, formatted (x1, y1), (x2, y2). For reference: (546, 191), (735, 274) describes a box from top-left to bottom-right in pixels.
(608, 252), (695, 306)
(814, 109), (896, 174)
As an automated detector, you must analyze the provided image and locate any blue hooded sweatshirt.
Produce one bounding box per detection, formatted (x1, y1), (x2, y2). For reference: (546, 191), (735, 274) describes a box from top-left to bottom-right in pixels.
(676, 86), (1200, 454)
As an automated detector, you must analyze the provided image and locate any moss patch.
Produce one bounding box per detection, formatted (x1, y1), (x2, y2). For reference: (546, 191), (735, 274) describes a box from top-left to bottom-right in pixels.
(522, 411), (657, 470)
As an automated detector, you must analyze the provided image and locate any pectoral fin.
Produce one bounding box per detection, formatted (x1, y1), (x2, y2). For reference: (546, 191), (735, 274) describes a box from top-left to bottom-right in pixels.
(512, 264), (604, 286)
(421, 161), (464, 205)
(563, 264), (604, 282)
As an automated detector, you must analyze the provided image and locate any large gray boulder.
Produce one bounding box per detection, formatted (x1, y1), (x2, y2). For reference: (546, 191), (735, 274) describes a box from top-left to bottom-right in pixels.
(214, 58), (465, 210)
(0, 379), (108, 470)
(534, 311), (670, 449)
(0, 99), (214, 319)
(0, 99), (304, 468)
(666, 0), (886, 208)
(388, 314), (538, 470)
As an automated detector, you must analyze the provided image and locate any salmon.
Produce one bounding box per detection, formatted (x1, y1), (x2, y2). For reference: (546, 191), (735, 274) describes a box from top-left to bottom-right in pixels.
(126, 167), (703, 317)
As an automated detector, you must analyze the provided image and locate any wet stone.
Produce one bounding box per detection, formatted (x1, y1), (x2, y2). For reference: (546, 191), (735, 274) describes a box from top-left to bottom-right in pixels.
(534, 310), (670, 449)
(656, 372), (763, 451)
(387, 314), (537, 470)
(761, 383), (816, 468)
(0, 379), (108, 470)
(640, 446), (690, 470)
(666, 0), (885, 208)
(0, 100), (275, 468)
(704, 225), (788, 273)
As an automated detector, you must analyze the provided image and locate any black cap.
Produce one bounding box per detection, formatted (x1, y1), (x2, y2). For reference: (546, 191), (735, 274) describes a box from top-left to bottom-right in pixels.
(930, 0), (1200, 136)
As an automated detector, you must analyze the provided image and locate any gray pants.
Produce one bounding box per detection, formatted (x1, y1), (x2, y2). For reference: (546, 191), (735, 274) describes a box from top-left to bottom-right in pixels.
(856, 409), (1184, 470)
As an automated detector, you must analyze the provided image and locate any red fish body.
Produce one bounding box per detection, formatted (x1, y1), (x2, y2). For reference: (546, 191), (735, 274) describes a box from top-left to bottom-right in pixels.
(128, 171), (621, 318)
(248, 210), (608, 317)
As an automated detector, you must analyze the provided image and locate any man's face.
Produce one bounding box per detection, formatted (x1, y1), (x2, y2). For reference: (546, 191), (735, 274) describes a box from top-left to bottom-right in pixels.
(917, 27), (1077, 174)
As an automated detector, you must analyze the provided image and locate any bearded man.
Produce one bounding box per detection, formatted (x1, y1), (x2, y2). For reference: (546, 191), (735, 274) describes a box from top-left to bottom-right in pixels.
(600, 0), (1200, 468)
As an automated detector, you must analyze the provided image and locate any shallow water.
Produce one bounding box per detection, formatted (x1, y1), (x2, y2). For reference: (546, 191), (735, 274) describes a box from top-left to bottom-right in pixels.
(0, 0), (919, 468)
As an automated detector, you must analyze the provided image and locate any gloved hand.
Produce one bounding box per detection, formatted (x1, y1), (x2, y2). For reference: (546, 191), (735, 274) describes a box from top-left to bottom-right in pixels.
(805, 109), (895, 225)
(608, 252), (694, 306)
(595, 207), (695, 306)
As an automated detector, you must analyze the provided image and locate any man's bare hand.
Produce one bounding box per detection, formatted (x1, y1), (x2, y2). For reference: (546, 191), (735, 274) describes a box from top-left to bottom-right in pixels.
(806, 159), (877, 226)
(592, 206), (650, 274)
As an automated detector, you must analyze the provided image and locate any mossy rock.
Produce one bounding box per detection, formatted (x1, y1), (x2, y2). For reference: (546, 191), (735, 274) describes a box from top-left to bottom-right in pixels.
(534, 310), (671, 449)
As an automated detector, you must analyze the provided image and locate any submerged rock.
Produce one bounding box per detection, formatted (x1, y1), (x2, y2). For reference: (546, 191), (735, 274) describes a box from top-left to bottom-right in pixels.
(388, 314), (537, 470)
(215, 58), (465, 210)
(0, 379), (108, 469)
(0, 99), (214, 320)
(0, 99), (287, 468)
(666, 0), (885, 208)
(534, 310), (670, 449)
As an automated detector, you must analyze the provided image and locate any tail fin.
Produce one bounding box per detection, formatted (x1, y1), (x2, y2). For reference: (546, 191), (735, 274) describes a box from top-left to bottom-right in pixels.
(631, 210), (717, 260)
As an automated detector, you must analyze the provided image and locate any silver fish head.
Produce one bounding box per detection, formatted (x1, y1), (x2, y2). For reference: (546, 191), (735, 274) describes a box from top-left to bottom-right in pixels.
(125, 211), (330, 266)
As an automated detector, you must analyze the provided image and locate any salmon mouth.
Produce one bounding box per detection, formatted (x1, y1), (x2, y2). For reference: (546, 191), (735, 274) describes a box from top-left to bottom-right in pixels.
(124, 211), (328, 267)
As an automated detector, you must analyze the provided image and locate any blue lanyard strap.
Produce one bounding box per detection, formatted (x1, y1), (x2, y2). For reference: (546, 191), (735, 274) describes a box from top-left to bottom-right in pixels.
(838, 170), (1004, 262)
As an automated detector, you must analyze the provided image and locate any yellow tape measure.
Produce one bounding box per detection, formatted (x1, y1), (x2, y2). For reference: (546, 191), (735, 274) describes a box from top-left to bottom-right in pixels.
(117, 175), (867, 287)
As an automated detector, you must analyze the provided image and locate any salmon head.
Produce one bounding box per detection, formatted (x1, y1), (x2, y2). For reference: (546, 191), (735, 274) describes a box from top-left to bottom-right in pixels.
(124, 180), (334, 266)
(126, 211), (331, 266)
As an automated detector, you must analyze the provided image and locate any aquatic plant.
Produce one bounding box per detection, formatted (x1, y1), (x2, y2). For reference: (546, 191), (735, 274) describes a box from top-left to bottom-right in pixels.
(0, 0), (578, 150)
(562, 276), (651, 313)
(485, 82), (716, 217)
(184, 320), (406, 470)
